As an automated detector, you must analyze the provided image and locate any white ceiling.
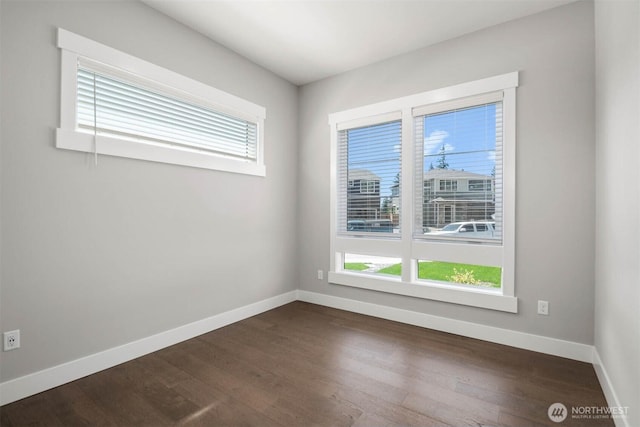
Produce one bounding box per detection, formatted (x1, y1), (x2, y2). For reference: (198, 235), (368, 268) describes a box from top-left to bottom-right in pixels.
(142, 0), (577, 85)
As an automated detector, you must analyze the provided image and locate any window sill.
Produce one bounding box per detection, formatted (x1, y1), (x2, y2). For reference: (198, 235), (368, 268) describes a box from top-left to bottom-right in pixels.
(328, 271), (518, 313)
(56, 129), (266, 176)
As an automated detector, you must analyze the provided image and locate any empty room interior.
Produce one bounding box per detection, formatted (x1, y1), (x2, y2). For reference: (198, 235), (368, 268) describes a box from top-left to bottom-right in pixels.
(1, 0), (638, 426)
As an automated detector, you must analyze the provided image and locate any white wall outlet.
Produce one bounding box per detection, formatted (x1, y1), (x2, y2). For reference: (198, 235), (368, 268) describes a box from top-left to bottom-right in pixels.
(317, 269), (323, 280)
(537, 300), (549, 316)
(3, 330), (20, 351)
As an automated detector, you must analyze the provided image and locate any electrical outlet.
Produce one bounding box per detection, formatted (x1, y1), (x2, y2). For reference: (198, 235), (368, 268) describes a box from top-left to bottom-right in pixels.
(317, 270), (324, 280)
(3, 330), (20, 351)
(537, 300), (549, 316)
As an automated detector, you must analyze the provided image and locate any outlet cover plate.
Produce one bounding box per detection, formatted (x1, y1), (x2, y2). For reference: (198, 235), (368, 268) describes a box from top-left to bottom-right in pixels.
(3, 330), (20, 351)
(537, 300), (549, 316)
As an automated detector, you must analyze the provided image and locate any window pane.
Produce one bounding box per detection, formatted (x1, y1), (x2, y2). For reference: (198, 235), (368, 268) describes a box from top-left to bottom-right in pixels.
(415, 102), (502, 242)
(344, 253), (402, 276)
(417, 260), (502, 289)
(338, 121), (401, 235)
(77, 68), (258, 160)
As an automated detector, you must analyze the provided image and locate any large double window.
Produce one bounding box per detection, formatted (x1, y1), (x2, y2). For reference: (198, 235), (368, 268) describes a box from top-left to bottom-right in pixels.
(329, 73), (518, 312)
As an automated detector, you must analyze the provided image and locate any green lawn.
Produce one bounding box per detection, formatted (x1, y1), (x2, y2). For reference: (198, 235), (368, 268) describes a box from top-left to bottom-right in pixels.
(344, 262), (369, 271)
(379, 261), (501, 288)
(377, 264), (401, 275)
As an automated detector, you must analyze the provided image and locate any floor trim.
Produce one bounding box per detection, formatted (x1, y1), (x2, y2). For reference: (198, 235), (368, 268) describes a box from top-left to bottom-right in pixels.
(592, 348), (629, 427)
(0, 290), (297, 406)
(0, 289), (603, 407)
(297, 290), (594, 363)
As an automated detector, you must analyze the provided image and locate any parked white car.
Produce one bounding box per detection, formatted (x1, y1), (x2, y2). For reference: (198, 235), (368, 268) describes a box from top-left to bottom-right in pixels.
(426, 221), (495, 238)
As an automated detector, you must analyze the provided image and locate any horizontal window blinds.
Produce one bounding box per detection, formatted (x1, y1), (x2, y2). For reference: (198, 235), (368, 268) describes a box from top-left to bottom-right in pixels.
(414, 100), (503, 243)
(338, 120), (402, 235)
(77, 67), (258, 160)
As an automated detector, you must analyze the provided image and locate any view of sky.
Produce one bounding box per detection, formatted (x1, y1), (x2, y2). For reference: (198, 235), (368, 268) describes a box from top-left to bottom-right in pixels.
(346, 102), (500, 201)
(423, 103), (498, 177)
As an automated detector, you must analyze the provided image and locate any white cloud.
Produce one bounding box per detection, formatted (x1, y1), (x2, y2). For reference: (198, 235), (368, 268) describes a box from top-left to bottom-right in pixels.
(424, 130), (453, 155)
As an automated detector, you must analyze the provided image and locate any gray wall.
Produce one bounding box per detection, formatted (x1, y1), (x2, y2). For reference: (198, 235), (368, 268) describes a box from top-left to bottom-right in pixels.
(594, 0), (640, 423)
(298, 1), (596, 344)
(3, 1), (634, 412)
(0, 0), (298, 381)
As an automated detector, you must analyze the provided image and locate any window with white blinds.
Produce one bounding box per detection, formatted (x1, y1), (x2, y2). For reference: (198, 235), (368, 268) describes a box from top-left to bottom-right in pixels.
(77, 66), (258, 160)
(414, 93), (503, 244)
(56, 28), (266, 176)
(337, 120), (401, 236)
(329, 72), (518, 312)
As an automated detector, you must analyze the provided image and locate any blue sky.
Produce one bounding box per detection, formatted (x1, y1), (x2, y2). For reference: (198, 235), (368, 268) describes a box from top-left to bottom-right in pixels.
(347, 102), (498, 199)
(423, 103), (497, 177)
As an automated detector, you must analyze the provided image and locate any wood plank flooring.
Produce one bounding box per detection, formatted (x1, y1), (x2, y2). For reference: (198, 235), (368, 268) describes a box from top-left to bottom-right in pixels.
(1, 302), (613, 426)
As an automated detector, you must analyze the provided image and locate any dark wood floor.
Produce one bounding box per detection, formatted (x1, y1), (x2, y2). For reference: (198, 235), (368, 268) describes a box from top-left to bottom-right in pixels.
(1, 302), (613, 426)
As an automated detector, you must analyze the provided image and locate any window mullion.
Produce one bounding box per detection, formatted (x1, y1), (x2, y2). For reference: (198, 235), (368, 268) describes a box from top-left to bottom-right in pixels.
(400, 108), (415, 283)
(501, 87), (517, 297)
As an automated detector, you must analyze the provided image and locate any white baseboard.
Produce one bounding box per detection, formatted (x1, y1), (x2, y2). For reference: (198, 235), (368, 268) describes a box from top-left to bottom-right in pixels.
(297, 290), (594, 363)
(592, 348), (629, 427)
(0, 290), (297, 406)
(0, 289), (603, 408)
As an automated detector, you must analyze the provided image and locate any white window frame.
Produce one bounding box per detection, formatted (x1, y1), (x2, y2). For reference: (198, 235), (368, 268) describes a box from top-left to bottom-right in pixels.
(56, 28), (266, 176)
(328, 72), (518, 313)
